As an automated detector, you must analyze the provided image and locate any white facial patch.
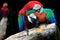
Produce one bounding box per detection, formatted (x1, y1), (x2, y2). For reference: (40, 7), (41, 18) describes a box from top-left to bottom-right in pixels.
(33, 4), (41, 10)
(3, 3), (8, 7)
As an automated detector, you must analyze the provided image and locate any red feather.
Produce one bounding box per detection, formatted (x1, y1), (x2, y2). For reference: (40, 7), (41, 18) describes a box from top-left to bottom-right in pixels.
(18, 1), (43, 29)
(34, 12), (46, 22)
(1, 7), (8, 17)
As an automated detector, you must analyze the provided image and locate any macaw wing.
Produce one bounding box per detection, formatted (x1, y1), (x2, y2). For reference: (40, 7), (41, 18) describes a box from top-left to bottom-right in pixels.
(18, 14), (25, 31)
(43, 8), (56, 23)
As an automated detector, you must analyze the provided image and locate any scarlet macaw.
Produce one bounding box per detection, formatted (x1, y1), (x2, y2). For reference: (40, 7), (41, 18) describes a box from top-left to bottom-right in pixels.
(26, 8), (57, 25)
(0, 3), (8, 39)
(1, 3), (9, 17)
(18, 1), (43, 31)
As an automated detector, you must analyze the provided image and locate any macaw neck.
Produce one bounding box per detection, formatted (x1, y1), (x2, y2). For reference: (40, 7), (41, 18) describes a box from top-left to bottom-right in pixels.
(2, 6), (7, 8)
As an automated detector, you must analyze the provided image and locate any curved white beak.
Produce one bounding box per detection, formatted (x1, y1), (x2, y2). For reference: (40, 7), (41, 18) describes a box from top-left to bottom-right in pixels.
(39, 7), (43, 13)
(27, 13), (37, 23)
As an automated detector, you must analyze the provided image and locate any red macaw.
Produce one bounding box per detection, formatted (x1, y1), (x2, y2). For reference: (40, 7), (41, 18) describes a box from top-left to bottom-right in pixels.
(1, 3), (9, 17)
(18, 0), (43, 31)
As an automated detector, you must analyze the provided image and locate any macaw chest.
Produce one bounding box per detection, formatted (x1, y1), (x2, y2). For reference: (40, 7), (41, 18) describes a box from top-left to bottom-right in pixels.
(34, 12), (46, 22)
(1, 7), (8, 17)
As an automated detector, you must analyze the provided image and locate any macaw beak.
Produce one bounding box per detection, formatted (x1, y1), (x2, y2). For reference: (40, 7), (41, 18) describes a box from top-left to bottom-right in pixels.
(39, 7), (43, 13)
(27, 16), (33, 23)
(27, 13), (37, 23)
(29, 13), (37, 19)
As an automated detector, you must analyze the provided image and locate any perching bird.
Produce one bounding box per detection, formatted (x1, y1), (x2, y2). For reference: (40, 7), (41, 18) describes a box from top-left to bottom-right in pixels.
(27, 8), (57, 23)
(18, 0), (43, 31)
(26, 8), (57, 28)
(0, 3), (8, 40)
(1, 2), (9, 17)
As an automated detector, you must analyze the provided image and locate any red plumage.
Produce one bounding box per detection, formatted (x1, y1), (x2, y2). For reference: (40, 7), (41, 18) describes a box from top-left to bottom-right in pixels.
(18, 1), (43, 29)
(34, 12), (46, 22)
(1, 3), (8, 17)
(1, 7), (8, 17)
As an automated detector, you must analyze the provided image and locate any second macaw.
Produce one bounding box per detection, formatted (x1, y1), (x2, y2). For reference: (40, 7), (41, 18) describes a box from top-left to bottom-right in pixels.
(27, 8), (57, 24)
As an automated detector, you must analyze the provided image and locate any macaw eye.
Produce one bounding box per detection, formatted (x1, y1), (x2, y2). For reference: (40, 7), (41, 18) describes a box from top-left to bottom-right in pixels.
(33, 4), (41, 10)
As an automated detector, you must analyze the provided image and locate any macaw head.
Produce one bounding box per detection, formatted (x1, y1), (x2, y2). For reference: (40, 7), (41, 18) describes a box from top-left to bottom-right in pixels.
(33, 4), (41, 10)
(3, 2), (8, 7)
(33, 4), (43, 13)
